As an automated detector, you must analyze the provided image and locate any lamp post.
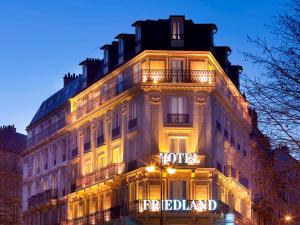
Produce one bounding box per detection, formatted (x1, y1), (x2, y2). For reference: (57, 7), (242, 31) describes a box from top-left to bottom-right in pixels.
(146, 163), (176, 225)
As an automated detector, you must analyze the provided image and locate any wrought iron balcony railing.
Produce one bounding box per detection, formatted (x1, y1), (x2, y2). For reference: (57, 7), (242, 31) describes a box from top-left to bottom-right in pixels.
(28, 189), (58, 208)
(60, 206), (121, 225)
(76, 163), (124, 190)
(141, 69), (215, 83)
(27, 118), (65, 147)
(167, 113), (189, 124)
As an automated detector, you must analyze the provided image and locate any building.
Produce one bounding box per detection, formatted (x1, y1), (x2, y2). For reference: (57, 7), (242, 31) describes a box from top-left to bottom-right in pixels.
(250, 109), (300, 225)
(0, 125), (26, 225)
(23, 16), (258, 225)
(273, 147), (300, 225)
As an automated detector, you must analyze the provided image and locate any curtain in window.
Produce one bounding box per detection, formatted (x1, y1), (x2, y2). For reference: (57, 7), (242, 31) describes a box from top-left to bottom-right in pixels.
(170, 181), (186, 199)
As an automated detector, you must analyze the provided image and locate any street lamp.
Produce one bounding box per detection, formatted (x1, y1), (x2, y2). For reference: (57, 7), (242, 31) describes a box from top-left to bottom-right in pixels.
(285, 215), (292, 222)
(146, 164), (176, 225)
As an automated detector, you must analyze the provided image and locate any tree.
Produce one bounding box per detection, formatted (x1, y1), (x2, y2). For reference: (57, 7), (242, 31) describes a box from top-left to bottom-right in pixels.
(243, 0), (300, 155)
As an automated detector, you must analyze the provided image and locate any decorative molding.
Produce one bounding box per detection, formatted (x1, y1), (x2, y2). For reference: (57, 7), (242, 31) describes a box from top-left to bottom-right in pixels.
(195, 96), (207, 105)
(150, 96), (161, 104)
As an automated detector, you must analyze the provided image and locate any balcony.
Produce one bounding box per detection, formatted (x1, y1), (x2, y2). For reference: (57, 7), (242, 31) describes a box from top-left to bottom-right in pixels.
(60, 206), (121, 225)
(141, 69), (215, 83)
(76, 163), (124, 190)
(28, 189), (58, 208)
(167, 114), (189, 124)
(111, 127), (121, 139)
(128, 118), (137, 130)
(72, 75), (134, 122)
(27, 118), (65, 147)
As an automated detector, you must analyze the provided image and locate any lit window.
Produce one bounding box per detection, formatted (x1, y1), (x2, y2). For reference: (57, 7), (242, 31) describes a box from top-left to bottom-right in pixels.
(195, 184), (208, 200)
(135, 26), (141, 41)
(129, 182), (136, 202)
(112, 147), (121, 163)
(170, 180), (186, 199)
(97, 153), (107, 169)
(129, 102), (137, 120)
(149, 184), (160, 200)
(169, 137), (187, 153)
(103, 192), (111, 209)
(84, 160), (92, 175)
(118, 39), (124, 57)
(169, 96), (187, 114)
(104, 49), (109, 65)
(171, 20), (184, 40)
(113, 111), (120, 129)
(133, 63), (141, 83)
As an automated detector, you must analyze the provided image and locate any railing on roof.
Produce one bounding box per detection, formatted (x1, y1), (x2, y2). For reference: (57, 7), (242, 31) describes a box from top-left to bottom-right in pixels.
(27, 118), (65, 148)
(141, 69), (215, 83)
(71, 69), (215, 122)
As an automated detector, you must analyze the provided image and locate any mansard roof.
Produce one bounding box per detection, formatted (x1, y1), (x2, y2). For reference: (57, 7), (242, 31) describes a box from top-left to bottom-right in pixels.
(29, 75), (84, 127)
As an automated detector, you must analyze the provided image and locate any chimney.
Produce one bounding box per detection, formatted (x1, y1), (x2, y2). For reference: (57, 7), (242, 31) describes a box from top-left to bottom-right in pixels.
(63, 73), (77, 87)
(0, 125), (16, 133)
(248, 108), (258, 129)
(228, 65), (243, 90)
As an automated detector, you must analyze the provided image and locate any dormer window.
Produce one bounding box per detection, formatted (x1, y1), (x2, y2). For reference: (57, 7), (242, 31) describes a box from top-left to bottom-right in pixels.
(171, 20), (184, 40)
(118, 39), (124, 57)
(104, 49), (109, 65)
(135, 26), (141, 43)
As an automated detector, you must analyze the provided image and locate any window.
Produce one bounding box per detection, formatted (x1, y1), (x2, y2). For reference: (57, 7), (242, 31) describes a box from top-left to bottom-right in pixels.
(169, 137), (187, 153)
(97, 153), (107, 169)
(116, 74), (123, 94)
(169, 96), (186, 114)
(129, 182), (136, 202)
(129, 101), (137, 121)
(52, 175), (57, 190)
(84, 160), (92, 175)
(71, 163), (78, 181)
(112, 111), (121, 138)
(128, 139), (137, 161)
(118, 39), (124, 57)
(84, 126), (91, 152)
(104, 49), (109, 65)
(103, 192), (111, 210)
(133, 63), (141, 83)
(113, 111), (120, 129)
(195, 184), (208, 200)
(138, 182), (143, 200)
(102, 84), (109, 102)
(171, 20), (184, 40)
(170, 181), (186, 199)
(52, 144), (57, 166)
(149, 184), (160, 200)
(135, 26), (141, 42)
(97, 119), (105, 146)
(112, 147), (121, 163)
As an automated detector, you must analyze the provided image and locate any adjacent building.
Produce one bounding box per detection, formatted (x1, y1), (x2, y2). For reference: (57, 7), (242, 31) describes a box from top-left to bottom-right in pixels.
(22, 15), (299, 225)
(0, 125), (26, 225)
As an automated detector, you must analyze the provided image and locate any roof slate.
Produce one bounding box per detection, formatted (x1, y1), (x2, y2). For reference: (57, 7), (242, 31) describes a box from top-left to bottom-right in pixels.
(29, 75), (84, 126)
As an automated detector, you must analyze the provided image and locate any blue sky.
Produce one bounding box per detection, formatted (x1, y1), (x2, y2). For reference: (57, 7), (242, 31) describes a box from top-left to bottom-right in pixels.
(0, 0), (285, 134)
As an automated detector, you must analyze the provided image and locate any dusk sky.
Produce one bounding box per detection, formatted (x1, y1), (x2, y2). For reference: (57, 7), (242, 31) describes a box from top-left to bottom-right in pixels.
(0, 0), (285, 134)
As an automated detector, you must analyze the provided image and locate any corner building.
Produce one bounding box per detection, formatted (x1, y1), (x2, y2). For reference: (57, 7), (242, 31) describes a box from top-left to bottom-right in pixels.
(23, 16), (252, 225)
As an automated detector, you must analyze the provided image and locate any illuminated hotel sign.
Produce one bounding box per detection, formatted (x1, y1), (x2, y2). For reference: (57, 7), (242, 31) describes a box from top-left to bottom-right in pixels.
(159, 153), (200, 165)
(140, 199), (217, 212)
